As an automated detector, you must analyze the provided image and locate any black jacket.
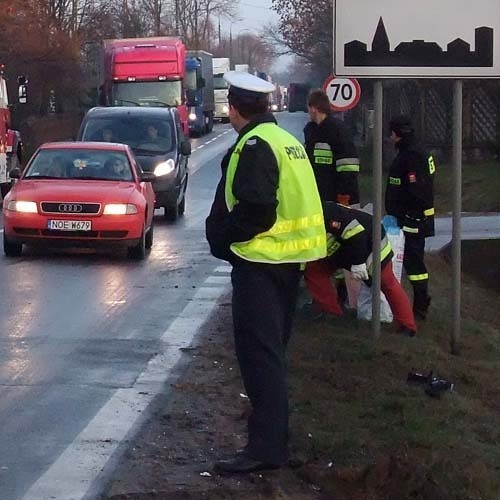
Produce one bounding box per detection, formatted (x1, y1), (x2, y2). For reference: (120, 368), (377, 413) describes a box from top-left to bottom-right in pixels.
(323, 202), (393, 271)
(304, 114), (360, 204)
(385, 139), (435, 237)
(205, 113), (279, 263)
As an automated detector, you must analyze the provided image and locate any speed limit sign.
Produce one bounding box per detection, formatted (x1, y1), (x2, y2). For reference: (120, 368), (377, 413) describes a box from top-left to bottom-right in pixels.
(322, 75), (361, 112)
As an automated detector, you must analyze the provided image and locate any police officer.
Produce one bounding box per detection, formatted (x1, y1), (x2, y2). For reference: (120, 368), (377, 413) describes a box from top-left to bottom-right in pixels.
(385, 115), (435, 319)
(206, 71), (326, 473)
(305, 203), (417, 336)
(304, 89), (360, 206)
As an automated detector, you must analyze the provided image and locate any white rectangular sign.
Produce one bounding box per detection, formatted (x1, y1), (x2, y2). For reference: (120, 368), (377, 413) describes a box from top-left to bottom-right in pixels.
(334, 0), (500, 78)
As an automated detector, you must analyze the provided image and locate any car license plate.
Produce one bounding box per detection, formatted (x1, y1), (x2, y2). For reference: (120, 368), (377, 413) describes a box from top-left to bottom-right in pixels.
(48, 220), (92, 231)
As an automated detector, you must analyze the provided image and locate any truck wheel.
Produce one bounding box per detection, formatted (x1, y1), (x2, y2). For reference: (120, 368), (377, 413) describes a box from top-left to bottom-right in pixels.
(207, 114), (214, 133)
(4, 233), (22, 257)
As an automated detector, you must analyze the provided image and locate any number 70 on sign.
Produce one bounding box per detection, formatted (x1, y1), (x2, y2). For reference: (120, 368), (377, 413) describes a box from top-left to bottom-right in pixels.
(322, 75), (361, 112)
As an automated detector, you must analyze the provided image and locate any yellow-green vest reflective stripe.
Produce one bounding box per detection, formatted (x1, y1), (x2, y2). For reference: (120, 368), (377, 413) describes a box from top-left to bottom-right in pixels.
(327, 234), (342, 256)
(225, 123), (327, 264)
(389, 176), (401, 185)
(424, 208), (435, 216)
(428, 156), (436, 175)
(313, 142), (333, 165)
(336, 158), (360, 173)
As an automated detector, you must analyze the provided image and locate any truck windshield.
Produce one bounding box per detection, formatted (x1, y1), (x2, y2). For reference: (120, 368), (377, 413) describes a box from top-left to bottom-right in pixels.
(185, 69), (197, 91)
(112, 81), (182, 107)
(213, 76), (229, 90)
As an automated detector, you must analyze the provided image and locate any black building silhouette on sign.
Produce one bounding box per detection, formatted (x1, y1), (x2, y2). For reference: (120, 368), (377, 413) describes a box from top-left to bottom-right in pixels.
(345, 18), (493, 67)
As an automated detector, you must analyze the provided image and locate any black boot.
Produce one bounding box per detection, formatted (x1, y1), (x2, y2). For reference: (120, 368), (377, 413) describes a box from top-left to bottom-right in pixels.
(413, 284), (431, 320)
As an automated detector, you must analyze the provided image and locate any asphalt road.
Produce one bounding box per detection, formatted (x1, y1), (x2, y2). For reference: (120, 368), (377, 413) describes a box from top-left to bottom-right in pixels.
(0, 112), (310, 500)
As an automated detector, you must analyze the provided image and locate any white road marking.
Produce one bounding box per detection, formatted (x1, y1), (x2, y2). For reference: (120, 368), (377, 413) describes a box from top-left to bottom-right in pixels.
(214, 265), (232, 274)
(20, 275), (230, 500)
(205, 275), (231, 285)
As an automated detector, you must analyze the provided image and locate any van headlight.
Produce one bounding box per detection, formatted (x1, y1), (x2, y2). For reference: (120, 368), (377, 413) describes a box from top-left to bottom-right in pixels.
(154, 159), (175, 177)
(7, 200), (38, 213)
(189, 112), (197, 121)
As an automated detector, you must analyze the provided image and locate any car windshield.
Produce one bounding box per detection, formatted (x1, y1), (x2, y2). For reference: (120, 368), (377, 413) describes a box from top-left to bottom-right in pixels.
(24, 149), (135, 182)
(81, 116), (175, 155)
(213, 76), (228, 90)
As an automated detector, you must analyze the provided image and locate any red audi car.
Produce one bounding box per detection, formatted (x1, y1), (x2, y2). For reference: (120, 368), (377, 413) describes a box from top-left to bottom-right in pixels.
(2, 142), (156, 259)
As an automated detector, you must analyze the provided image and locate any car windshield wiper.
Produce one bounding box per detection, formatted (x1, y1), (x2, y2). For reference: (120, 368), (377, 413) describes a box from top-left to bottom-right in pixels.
(139, 100), (175, 107)
(132, 147), (165, 155)
(117, 99), (140, 106)
(24, 175), (60, 179)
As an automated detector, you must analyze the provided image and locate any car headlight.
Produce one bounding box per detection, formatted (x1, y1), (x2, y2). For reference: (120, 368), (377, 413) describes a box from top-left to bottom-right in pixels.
(271, 104), (278, 111)
(103, 204), (138, 215)
(222, 105), (229, 113)
(154, 159), (175, 177)
(7, 200), (38, 213)
(189, 112), (197, 121)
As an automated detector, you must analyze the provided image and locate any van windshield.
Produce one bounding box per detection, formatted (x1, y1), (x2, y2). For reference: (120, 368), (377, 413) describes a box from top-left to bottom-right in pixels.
(82, 116), (175, 155)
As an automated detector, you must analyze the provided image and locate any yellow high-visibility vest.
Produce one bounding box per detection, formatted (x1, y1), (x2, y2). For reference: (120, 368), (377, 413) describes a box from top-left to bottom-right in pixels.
(225, 122), (327, 263)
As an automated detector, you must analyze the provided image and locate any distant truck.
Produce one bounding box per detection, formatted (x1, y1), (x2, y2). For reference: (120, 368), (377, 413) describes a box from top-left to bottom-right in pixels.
(213, 57), (231, 122)
(100, 37), (188, 135)
(186, 50), (215, 136)
(234, 64), (249, 72)
(287, 82), (310, 113)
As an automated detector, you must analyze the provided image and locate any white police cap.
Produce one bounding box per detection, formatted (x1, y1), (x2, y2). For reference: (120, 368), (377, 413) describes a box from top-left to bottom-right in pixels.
(224, 71), (275, 98)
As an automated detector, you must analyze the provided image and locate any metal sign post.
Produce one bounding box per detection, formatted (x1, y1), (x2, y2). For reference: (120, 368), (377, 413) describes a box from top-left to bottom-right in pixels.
(452, 80), (463, 355)
(372, 81), (383, 339)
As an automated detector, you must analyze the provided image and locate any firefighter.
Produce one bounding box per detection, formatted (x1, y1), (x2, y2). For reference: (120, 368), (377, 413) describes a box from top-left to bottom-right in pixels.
(305, 202), (417, 336)
(385, 115), (435, 319)
(206, 71), (326, 473)
(303, 89), (361, 309)
(304, 89), (360, 206)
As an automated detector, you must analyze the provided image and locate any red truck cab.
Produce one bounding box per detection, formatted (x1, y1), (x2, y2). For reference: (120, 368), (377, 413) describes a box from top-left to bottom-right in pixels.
(101, 37), (188, 135)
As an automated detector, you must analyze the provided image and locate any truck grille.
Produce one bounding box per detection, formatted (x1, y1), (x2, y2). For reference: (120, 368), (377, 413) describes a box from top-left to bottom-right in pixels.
(41, 202), (101, 214)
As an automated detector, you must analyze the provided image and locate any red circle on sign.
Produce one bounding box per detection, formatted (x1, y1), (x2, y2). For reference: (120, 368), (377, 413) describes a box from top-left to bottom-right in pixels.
(322, 75), (361, 112)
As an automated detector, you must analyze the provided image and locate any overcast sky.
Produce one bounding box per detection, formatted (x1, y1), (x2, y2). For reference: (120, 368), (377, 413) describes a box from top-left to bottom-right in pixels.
(219, 0), (292, 72)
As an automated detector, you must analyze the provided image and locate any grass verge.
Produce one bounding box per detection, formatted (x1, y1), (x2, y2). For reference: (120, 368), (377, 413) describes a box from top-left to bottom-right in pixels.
(288, 253), (500, 500)
(358, 152), (500, 213)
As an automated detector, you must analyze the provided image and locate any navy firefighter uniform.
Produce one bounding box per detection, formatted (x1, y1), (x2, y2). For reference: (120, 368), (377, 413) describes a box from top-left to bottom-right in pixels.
(385, 115), (435, 319)
(304, 114), (360, 206)
(206, 71), (326, 473)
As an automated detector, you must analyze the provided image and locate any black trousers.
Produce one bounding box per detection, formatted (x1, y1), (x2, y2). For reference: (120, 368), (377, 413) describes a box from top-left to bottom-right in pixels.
(403, 232), (430, 307)
(231, 260), (301, 465)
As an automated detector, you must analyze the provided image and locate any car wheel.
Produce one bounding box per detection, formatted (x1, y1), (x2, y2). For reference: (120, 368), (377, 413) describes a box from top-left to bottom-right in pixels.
(127, 227), (146, 260)
(164, 203), (179, 222)
(145, 222), (154, 249)
(3, 233), (22, 257)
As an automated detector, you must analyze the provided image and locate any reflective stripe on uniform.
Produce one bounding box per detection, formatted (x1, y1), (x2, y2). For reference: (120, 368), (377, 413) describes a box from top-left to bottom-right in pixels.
(327, 234), (342, 256)
(366, 236), (392, 271)
(341, 219), (365, 240)
(408, 273), (429, 282)
(336, 157), (360, 173)
(428, 156), (436, 175)
(313, 143), (333, 165)
(389, 176), (401, 185)
(403, 226), (419, 234)
(261, 213), (324, 236)
(424, 208), (435, 216)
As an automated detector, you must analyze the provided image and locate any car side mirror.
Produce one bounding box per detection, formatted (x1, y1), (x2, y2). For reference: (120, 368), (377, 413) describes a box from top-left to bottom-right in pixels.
(180, 140), (191, 156)
(9, 168), (21, 179)
(140, 171), (156, 183)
